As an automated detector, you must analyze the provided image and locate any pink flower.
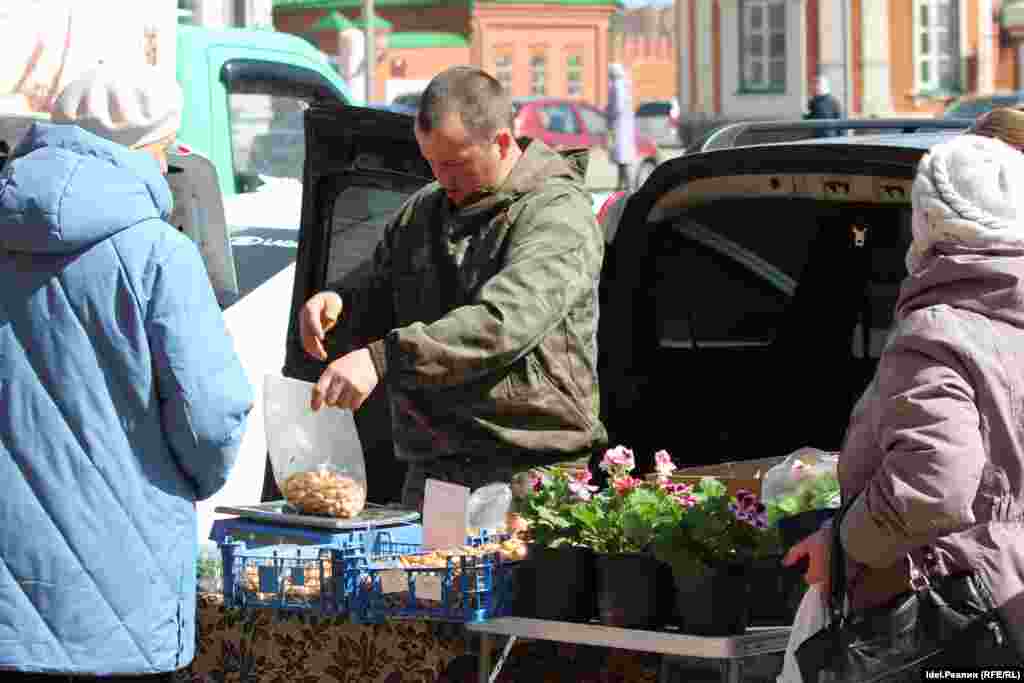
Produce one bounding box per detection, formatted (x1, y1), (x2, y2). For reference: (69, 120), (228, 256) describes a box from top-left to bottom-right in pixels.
(673, 492), (699, 508)
(654, 449), (678, 486)
(568, 479), (598, 501)
(573, 468), (594, 485)
(529, 472), (545, 492)
(600, 446), (636, 474)
(654, 449), (677, 478)
(791, 459), (810, 480)
(612, 476), (641, 496)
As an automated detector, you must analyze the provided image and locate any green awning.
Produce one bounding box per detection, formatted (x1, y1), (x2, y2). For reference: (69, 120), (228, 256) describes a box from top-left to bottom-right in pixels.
(387, 32), (469, 49)
(311, 10), (356, 32)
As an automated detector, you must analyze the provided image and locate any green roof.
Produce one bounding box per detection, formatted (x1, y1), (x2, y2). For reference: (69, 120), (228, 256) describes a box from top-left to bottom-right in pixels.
(273, 0), (619, 9)
(311, 10), (356, 31)
(478, 0), (621, 4)
(387, 31), (469, 49)
(275, 0), (468, 9)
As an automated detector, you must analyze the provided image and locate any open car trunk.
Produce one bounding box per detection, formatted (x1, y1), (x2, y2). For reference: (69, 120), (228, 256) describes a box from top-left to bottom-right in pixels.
(280, 103), (433, 504)
(598, 140), (931, 473)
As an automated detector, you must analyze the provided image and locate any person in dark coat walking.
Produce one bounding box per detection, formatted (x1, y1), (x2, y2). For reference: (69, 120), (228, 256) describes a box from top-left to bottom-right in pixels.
(805, 75), (842, 137)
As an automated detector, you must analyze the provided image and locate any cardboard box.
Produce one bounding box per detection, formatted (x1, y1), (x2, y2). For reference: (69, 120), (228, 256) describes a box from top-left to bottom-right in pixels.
(646, 455), (788, 499)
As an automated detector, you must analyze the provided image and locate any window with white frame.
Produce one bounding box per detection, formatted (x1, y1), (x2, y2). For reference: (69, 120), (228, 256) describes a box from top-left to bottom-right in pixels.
(566, 52), (584, 98)
(739, 0), (786, 92)
(530, 51), (547, 96)
(915, 0), (960, 93)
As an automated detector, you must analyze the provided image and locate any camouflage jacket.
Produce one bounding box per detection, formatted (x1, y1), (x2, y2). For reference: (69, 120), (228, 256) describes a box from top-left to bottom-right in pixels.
(333, 138), (608, 463)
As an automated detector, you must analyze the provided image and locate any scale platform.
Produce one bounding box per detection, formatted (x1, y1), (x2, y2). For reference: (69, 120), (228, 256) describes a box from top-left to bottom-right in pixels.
(211, 501), (423, 552)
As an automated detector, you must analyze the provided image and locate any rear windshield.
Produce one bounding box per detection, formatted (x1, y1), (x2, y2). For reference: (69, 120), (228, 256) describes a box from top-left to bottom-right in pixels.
(603, 197), (913, 458)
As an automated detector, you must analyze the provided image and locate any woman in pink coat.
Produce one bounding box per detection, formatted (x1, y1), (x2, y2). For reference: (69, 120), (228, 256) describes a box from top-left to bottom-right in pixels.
(785, 131), (1024, 667)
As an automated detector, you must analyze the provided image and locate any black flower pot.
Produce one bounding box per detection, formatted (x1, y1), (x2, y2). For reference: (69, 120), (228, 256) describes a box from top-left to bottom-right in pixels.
(594, 553), (660, 629)
(521, 544), (596, 622)
(777, 508), (836, 550)
(674, 565), (751, 636)
(747, 554), (807, 626)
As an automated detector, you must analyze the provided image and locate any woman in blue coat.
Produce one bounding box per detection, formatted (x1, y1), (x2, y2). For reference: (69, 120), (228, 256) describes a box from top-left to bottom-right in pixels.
(0, 64), (253, 681)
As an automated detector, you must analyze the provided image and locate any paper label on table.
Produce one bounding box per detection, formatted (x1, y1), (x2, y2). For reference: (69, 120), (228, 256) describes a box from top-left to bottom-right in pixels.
(414, 573), (444, 602)
(422, 478), (470, 551)
(378, 569), (408, 595)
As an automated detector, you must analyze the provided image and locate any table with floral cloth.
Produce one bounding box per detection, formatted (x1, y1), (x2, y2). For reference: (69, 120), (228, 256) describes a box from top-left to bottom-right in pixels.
(177, 593), (664, 683)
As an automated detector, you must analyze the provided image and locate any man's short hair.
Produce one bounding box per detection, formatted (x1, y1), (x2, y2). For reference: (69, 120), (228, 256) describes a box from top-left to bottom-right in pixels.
(417, 66), (513, 143)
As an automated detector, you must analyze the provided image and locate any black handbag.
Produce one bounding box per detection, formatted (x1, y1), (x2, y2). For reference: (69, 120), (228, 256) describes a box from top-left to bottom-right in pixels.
(795, 498), (1010, 683)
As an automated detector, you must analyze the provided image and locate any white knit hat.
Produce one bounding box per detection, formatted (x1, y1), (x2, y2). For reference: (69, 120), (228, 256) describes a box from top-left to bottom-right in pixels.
(907, 133), (1024, 273)
(52, 63), (183, 149)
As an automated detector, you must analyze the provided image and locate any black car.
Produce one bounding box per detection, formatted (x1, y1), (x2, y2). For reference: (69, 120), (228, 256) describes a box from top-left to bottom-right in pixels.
(282, 108), (972, 490)
(595, 117), (971, 473)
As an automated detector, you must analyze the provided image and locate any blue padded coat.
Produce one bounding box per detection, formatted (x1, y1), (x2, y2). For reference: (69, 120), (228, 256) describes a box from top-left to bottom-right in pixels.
(0, 123), (253, 675)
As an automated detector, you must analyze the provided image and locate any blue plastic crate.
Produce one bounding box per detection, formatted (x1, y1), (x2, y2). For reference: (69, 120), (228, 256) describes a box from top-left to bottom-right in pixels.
(220, 540), (365, 614)
(346, 535), (521, 624)
(210, 515), (423, 558)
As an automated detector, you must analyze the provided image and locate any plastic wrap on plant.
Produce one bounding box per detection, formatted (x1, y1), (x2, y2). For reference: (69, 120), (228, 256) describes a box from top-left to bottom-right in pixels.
(762, 447), (839, 509)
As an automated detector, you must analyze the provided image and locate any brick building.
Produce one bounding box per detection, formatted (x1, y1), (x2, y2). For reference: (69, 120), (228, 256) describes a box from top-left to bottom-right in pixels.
(675, 0), (1023, 121)
(272, 0), (621, 106)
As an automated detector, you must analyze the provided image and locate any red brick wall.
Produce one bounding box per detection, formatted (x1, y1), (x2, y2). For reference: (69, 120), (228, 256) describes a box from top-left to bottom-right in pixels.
(997, 44), (1018, 90)
(807, 0), (819, 89)
(388, 46), (472, 84)
(851, 0), (862, 114)
(276, 4), (612, 104)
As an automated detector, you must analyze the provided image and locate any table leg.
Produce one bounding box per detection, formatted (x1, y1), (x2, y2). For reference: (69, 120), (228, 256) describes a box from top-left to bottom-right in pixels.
(478, 633), (492, 683)
(722, 658), (743, 683)
(658, 655), (673, 683)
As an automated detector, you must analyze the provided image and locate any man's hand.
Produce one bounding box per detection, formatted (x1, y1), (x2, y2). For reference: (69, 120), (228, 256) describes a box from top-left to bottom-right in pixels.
(783, 528), (831, 592)
(300, 291), (343, 361)
(311, 348), (379, 412)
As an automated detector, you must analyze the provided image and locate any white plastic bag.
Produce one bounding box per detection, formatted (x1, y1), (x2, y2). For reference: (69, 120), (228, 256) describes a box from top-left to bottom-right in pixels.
(762, 447), (840, 508)
(264, 374), (368, 518)
(778, 583), (830, 683)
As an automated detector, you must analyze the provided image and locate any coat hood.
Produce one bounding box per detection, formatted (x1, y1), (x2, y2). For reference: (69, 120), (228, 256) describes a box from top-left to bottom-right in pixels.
(448, 137), (587, 222)
(895, 245), (1024, 329)
(502, 137), (586, 194)
(0, 122), (173, 254)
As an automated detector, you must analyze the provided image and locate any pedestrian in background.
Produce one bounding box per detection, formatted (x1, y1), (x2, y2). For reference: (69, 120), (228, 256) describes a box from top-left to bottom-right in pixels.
(805, 75), (842, 137)
(606, 63), (637, 192)
(0, 64), (253, 681)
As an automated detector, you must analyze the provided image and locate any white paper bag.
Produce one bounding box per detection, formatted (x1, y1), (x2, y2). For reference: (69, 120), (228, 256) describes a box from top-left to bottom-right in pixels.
(777, 583), (830, 683)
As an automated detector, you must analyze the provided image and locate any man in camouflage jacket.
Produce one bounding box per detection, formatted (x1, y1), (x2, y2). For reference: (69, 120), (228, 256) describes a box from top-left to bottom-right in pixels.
(299, 66), (608, 509)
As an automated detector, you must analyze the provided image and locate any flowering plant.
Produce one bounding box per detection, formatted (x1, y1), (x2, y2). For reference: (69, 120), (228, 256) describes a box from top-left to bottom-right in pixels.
(764, 461), (840, 526)
(510, 466), (599, 548)
(652, 478), (781, 577)
(568, 446), (691, 555)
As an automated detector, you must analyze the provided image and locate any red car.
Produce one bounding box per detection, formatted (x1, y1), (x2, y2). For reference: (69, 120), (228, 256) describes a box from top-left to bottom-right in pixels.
(511, 97), (662, 190)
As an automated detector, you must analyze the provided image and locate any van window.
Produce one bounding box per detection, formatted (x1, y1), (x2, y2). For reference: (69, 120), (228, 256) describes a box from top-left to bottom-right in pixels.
(228, 93), (308, 193)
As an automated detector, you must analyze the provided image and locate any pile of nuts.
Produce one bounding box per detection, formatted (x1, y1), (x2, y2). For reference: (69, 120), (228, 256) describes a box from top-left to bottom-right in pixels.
(396, 536), (528, 570)
(243, 558), (332, 601)
(282, 468), (367, 518)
